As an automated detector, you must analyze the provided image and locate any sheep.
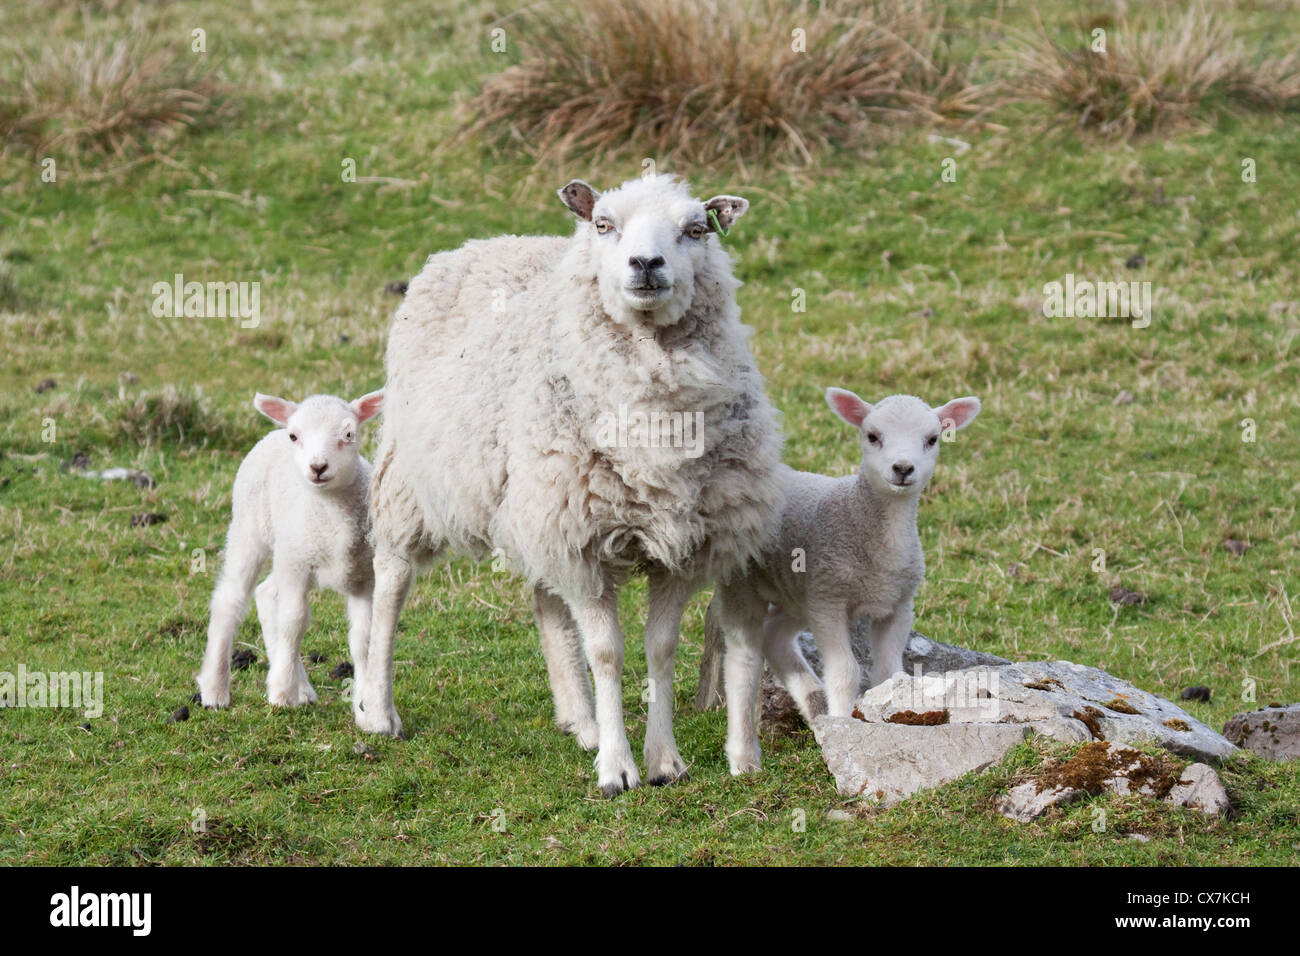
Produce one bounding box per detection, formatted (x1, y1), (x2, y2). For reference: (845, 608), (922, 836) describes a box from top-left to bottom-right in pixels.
(196, 389), (384, 709)
(711, 387), (980, 774)
(360, 173), (784, 796)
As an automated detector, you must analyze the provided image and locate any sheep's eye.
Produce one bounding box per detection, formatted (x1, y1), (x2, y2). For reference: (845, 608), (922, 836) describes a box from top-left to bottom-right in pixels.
(288, 433), (298, 443)
(685, 223), (706, 240)
(926, 434), (939, 447)
(866, 432), (881, 445)
(345, 431), (354, 442)
(594, 219), (613, 235)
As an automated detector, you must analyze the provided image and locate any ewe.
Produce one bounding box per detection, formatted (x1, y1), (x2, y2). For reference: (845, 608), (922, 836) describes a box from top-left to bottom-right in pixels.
(362, 174), (783, 795)
(712, 388), (980, 774)
(197, 390), (384, 709)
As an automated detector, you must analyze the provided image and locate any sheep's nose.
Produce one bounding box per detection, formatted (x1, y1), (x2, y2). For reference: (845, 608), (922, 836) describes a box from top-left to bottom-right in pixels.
(310, 463), (327, 477)
(892, 462), (915, 479)
(629, 255), (665, 272)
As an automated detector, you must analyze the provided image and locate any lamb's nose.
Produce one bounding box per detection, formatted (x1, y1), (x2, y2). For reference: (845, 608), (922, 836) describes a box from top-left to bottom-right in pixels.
(629, 255), (665, 272)
(311, 463), (327, 477)
(892, 462), (915, 479)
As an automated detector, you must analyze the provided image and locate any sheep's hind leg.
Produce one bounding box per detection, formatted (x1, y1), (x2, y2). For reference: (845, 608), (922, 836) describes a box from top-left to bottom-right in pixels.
(345, 591), (372, 721)
(642, 571), (695, 786)
(197, 533), (266, 708)
(567, 587), (640, 797)
(761, 609), (827, 723)
(867, 601), (913, 689)
(534, 586), (597, 750)
(355, 548), (412, 738)
(266, 568), (316, 707)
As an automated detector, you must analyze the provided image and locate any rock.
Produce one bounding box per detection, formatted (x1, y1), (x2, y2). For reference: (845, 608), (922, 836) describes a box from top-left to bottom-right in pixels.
(1165, 763), (1231, 815)
(824, 809), (854, 822)
(758, 682), (804, 737)
(1222, 704), (1300, 761)
(998, 781), (1085, 822)
(813, 719), (1035, 804)
(855, 661), (1235, 762)
(796, 626), (1010, 689)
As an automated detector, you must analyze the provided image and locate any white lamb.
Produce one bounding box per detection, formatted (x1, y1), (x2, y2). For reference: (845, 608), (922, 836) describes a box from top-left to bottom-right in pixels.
(196, 390), (384, 709)
(712, 387), (980, 774)
(361, 173), (783, 796)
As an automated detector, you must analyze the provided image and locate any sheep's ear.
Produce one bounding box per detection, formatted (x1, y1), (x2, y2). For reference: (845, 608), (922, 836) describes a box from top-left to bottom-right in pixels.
(350, 389), (385, 424)
(704, 195), (749, 233)
(934, 396), (981, 432)
(826, 387), (872, 429)
(254, 393), (297, 425)
(558, 180), (600, 222)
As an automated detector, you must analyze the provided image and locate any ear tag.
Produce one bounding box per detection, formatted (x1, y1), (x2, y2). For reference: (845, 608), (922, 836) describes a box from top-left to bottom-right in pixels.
(707, 207), (730, 238)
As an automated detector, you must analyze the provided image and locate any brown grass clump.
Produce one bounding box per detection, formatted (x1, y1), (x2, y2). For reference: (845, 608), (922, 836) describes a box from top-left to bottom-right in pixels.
(464, 0), (986, 167)
(0, 24), (220, 158)
(1001, 3), (1300, 140)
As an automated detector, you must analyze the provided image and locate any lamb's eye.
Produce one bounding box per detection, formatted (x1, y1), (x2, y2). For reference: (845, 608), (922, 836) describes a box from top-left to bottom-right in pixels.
(594, 219), (613, 235)
(866, 432), (880, 445)
(288, 433), (298, 443)
(345, 432), (354, 442)
(927, 435), (939, 447)
(686, 223), (706, 240)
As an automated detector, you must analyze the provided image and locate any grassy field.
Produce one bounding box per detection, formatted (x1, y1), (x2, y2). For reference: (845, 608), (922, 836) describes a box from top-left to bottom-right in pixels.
(1, 0), (1298, 865)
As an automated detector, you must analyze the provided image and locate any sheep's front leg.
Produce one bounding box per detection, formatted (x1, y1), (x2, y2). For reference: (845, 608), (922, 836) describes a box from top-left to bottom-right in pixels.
(715, 584), (767, 775)
(867, 599), (913, 689)
(533, 586), (597, 750)
(567, 588), (640, 797)
(643, 571), (695, 786)
(266, 568), (316, 707)
(809, 602), (858, 717)
(355, 549), (411, 737)
(345, 590), (372, 717)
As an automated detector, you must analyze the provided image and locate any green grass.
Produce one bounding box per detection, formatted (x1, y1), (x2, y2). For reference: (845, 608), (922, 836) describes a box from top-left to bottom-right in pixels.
(2, 0), (1298, 865)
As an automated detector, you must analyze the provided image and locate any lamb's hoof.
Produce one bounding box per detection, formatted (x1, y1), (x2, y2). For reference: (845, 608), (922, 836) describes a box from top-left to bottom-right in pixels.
(267, 681), (317, 708)
(600, 772), (635, 799)
(647, 769), (690, 787)
(727, 746), (763, 776)
(354, 700), (404, 739)
(196, 681), (230, 709)
(644, 750), (690, 786)
(596, 749), (641, 797)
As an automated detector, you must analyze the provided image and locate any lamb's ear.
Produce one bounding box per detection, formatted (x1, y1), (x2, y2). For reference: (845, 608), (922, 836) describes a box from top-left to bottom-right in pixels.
(826, 387), (872, 429)
(253, 393), (297, 425)
(558, 180), (600, 222)
(704, 195), (749, 232)
(350, 389), (385, 424)
(934, 396), (981, 432)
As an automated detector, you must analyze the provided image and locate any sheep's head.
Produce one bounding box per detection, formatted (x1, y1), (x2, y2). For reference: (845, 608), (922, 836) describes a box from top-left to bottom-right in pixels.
(253, 390), (384, 490)
(558, 174), (748, 327)
(825, 389), (980, 498)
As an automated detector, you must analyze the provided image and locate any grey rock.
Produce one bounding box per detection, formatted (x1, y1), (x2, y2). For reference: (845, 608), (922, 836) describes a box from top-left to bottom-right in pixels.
(813, 718), (1034, 804)
(1222, 704), (1300, 761)
(998, 781), (1085, 822)
(796, 626), (1010, 688)
(855, 661), (1235, 762)
(1165, 763), (1231, 815)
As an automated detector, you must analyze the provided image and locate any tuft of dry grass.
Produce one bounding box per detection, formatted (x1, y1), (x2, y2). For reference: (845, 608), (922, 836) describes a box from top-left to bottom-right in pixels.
(464, 0), (987, 167)
(1001, 3), (1300, 140)
(0, 24), (220, 158)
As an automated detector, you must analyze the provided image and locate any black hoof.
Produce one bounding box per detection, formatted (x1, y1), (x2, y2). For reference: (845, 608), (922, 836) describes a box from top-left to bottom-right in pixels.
(647, 768), (689, 787)
(600, 782), (626, 799)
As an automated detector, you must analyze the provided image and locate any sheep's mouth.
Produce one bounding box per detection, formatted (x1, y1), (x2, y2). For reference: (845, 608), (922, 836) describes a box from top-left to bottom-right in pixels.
(309, 474), (333, 485)
(888, 477), (914, 490)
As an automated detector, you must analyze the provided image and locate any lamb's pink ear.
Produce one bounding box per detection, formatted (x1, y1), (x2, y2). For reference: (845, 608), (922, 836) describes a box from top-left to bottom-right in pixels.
(558, 180), (600, 222)
(253, 393), (297, 425)
(825, 387), (872, 429)
(934, 396), (981, 432)
(704, 195), (749, 232)
(350, 389), (384, 424)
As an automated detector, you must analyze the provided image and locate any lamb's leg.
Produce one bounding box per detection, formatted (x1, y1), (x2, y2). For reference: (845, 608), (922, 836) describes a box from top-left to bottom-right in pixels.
(761, 609), (827, 723)
(355, 549), (412, 737)
(266, 567), (316, 707)
(809, 602), (858, 717)
(254, 576), (280, 672)
(643, 571), (695, 786)
(867, 600), (913, 688)
(197, 533), (266, 708)
(533, 586), (597, 750)
(345, 590), (372, 718)
(716, 585), (767, 775)
(566, 587), (640, 797)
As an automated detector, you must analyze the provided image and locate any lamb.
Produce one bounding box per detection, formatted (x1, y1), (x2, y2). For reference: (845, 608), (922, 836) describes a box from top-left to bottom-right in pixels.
(196, 389), (384, 709)
(360, 173), (784, 796)
(710, 387), (980, 774)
